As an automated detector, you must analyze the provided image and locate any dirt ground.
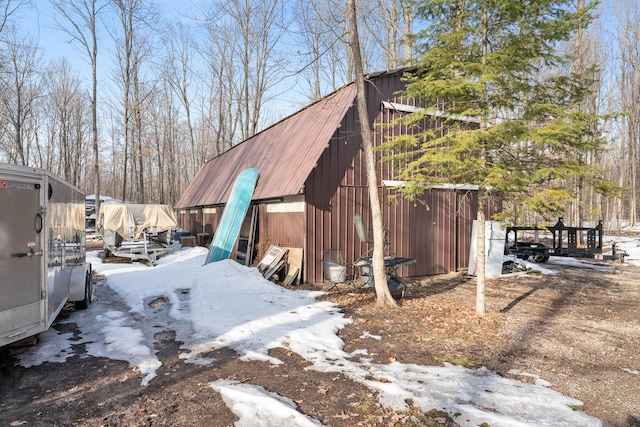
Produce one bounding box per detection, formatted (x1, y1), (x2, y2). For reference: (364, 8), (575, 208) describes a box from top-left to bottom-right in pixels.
(1, 255), (639, 427)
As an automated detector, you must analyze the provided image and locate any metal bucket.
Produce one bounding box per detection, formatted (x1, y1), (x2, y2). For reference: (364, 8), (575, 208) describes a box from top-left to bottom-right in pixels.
(322, 260), (346, 282)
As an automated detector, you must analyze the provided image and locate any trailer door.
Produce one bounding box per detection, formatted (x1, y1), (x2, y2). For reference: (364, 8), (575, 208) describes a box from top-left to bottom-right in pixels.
(0, 177), (44, 345)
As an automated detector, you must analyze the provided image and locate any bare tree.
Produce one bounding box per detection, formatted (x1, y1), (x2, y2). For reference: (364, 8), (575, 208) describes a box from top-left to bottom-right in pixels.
(0, 0), (28, 37)
(111, 0), (133, 201)
(51, 0), (107, 215)
(102, 108), (123, 199)
(292, 1), (330, 101)
(614, 0), (640, 226)
(0, 32), (42, 165)
(198, 0), (287, 143)
(199, 30), (237, 155)
(163, 22), (198, 175)
(361, 0), (415, 68)
(292, 0), (353, 100)
(348, 0), (397, 308)
(110, 0), (158, 202)
(566, 0), (601, 232)
(42, 57), (91, 186)
(147, 73), (183, 204)
(292, 0), (412, 104)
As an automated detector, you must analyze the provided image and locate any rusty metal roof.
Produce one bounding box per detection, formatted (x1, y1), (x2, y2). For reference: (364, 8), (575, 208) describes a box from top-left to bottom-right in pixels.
(175, 84), (356, 209)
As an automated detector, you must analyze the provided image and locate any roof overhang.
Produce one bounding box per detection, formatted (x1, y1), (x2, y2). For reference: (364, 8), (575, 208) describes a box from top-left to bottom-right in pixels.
(383, 180), (479, 191)
(382, 101), (481, 124)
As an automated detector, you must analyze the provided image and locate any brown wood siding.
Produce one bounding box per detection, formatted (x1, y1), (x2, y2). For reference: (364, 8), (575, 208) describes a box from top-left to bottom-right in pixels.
(180, 209), (202, 235)
(383, 190), (461, 277)
(257, 209), (305, 256)
(304, 105), (369, 282)
(303, 72), (479, 283)
(179, 207), (222, 237)
(305, 186), (478, 282)
(178, 211), (191, 234)
(203, 208), (222, 236)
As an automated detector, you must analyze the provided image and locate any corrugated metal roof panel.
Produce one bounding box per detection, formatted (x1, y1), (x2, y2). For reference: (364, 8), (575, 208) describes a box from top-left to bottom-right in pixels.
(175, 85), (356, 209)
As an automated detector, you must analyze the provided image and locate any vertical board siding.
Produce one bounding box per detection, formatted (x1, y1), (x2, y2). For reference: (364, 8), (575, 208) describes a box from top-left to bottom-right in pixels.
(305, 185), (476, 282)
(179, 207), (221, 236)
(191, 209), (202, 235)
(179, 211), (190, 234)
(203, 209), (222, 236)
(304, 72), (478, 283)
(258, 210), (305, 251)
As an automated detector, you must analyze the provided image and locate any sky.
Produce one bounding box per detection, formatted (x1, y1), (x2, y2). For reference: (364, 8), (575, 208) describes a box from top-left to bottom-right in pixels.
(18, 0), (199, 74)
(14, 0), (622, 125)
(16, 0), (310, 120)
(8, 232), (640, 427)
(19, 0), (619, 67)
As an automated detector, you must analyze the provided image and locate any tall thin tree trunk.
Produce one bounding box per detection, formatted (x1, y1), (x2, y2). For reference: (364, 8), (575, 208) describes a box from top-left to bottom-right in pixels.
(348, 0), (396, 308)
(91, 0), (100, 226)
(475, 0), (489, 316)
(402, 0), (413, 61)
(476, 189), (486, 315)
(630, 117), (638, 225)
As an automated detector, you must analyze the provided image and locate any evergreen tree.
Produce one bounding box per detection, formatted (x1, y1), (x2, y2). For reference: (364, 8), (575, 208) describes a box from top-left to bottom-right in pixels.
(381, 0), (616, 315)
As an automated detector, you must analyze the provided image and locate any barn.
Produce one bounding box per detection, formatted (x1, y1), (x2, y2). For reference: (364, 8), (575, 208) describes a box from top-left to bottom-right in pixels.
(174, 69), (480, 283)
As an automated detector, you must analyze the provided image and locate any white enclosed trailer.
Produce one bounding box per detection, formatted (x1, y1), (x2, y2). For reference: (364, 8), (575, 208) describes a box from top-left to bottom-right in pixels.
(0, 163), (92, 347)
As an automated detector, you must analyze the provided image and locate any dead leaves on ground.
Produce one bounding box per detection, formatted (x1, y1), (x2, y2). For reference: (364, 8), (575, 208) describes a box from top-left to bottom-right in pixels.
(318, 274), (504, 369)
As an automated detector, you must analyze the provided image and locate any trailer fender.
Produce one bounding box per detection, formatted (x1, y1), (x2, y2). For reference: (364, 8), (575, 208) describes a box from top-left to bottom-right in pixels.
(69, 263), (91, 302)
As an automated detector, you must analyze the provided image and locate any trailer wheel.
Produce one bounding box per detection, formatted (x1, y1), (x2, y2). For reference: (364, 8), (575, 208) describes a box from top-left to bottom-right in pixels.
(532, 252), (550, 263)
(533, 254), (549, 263)
(75, 272), (92, 310)
(531, 244), (550, 263)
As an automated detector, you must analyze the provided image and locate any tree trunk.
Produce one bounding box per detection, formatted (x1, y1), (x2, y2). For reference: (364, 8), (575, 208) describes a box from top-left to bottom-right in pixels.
(91, 0), (100, 226)
(347, 0), (397, 308)
(476, 0), (489, 316)
(476, 189), (486, 315)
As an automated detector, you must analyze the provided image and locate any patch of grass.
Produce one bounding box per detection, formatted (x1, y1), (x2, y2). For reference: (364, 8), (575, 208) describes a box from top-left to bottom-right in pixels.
(354, 390), (386, 416)
(451, 356), (472, 366)
(433, 352), (483, 368)
(486, 310), (502, 322)
(433, 353), (447, 364)
(354, 392), (459, 426)
(394, 402), (459, 426)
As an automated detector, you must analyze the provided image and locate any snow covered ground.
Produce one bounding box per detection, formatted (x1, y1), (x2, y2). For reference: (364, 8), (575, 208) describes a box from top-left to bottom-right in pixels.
(604, 234), (640, 267)
(12, 233), (640, 427)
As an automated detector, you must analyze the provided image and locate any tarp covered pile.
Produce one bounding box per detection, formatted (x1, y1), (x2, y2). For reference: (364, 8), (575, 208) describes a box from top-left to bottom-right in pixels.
(99, 202), (177, 240)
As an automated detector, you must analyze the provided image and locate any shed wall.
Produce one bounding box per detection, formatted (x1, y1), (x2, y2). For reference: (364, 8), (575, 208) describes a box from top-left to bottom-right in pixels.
(305, 184), (477, 283)
(202, 207), (222, 236)
(178, 208), (223, 237)
(304, 72), (478, 283)
(179, 209), (202, 236)
(257, 210), (306, 256)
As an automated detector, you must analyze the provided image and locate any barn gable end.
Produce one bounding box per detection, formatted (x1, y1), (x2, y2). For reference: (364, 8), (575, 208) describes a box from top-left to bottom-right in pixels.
(176, 69), (479, 283)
